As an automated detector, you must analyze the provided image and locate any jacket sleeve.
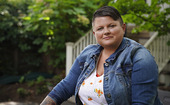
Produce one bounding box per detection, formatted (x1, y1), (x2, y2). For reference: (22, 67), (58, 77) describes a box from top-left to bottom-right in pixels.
(47, 44), (96, 105)
(48, 57), (82, 105)
(131, 48), (159, 105)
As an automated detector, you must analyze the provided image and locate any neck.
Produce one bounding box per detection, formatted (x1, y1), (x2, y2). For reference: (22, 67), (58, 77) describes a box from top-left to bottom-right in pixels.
(102, 38), (123, 58)
(102, 48), (116, 59)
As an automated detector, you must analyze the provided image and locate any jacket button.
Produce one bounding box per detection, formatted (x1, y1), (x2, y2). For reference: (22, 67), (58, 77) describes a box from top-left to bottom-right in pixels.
(105, 77), (109, 81)
(105, 63), (109, 67)
(107, 93), (111, 98)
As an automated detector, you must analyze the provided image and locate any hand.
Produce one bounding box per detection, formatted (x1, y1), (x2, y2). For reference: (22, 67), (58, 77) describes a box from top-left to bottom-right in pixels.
(40, 96), (57, 105)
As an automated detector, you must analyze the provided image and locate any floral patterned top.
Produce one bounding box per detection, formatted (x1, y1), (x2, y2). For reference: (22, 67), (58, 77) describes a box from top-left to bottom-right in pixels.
(78, 69), (108, 105)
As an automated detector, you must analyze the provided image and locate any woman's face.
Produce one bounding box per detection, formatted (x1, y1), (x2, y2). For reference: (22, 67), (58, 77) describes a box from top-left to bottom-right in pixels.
(93, 16), (126, 49)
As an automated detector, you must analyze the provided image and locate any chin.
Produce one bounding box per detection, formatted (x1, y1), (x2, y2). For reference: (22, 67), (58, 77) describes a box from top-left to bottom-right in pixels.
(100, 43), (115, 48)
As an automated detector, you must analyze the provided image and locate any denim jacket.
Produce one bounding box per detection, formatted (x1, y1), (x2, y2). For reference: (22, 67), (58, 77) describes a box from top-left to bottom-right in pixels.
(48, 37), (163, 105)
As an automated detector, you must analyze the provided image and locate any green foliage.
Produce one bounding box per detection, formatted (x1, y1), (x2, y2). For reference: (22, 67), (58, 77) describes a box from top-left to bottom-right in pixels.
(22, 0), (107, 68)
(0, 0), (108, 75)
(0, 0), (31, 47)
(0, 0), (41, 75)
(27, 80), (35, 87)
(36, 85), (48, 95)
(17, 73), (63, 96)
(108, 0), (170, 36)
(19, 76), (25, 83)
(52, 75), (62, 83)
(17, 87), (30, 97)
(36, 76), (45, 84)
(27, 75), (46, 86)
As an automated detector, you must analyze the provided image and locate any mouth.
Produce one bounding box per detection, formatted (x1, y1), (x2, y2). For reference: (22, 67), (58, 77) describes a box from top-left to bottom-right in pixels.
(103, 36), (113, 40)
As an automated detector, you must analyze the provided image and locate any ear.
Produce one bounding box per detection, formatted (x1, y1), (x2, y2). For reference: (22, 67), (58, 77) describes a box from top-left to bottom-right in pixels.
(122, 23), (126, 31)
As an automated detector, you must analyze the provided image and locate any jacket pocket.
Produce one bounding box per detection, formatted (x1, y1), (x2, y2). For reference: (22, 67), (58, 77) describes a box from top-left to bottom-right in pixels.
(115, 65), (132, 87)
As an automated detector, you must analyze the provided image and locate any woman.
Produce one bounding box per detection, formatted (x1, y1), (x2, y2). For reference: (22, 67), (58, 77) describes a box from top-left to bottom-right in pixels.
(41, 6), (163, 105)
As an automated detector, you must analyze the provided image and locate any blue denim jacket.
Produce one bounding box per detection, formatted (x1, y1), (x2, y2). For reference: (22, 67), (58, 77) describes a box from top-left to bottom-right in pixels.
(48, 37), (163, 105)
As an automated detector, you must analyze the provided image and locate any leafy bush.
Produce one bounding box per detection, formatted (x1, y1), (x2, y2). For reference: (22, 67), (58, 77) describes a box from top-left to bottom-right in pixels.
(22, 0), (105, 69)
(0, 0), (41, 75)
(0, 0), (108, 75)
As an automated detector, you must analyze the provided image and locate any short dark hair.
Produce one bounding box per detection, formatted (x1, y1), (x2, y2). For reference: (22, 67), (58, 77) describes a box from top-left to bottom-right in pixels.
(92, 6), (123, 25)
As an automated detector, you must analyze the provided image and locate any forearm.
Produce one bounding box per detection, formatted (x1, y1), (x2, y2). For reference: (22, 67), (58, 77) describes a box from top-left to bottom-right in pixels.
(40, 96), (57, 105)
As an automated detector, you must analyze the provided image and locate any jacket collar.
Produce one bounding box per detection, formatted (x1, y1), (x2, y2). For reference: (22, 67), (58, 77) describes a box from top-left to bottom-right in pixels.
(90, 44), (103, 59)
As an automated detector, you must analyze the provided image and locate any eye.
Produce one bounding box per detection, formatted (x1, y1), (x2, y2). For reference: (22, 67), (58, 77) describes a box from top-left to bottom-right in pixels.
(97, 27), (103, 31)
(109, 24), (116, 28)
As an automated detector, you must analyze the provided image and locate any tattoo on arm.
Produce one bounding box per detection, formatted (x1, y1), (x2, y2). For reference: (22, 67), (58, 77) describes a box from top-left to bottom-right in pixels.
(40, 96), (57, 105)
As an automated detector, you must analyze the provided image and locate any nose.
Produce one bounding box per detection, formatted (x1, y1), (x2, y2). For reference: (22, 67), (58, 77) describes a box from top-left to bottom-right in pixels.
(103, 27), (110, 35)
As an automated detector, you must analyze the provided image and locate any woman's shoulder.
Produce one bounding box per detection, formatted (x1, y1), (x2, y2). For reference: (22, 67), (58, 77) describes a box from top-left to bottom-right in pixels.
(83, 44), (99, 51)
(77, 44), (100, 61)
(80, 44), (99, 55)
(124, 38), (155, 62)
(124, 37), (142, 47)
(124, 37), (152, 58)
(124, 37), (146, 52)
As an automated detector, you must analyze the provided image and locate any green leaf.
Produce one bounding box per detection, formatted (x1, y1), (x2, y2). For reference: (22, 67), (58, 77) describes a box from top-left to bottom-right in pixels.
(19, 43), (31, 51)
(38, 41), (51, 53)
(39, 17), (50, 21)
(23, 16), (31, 20)
(73, 7), (85, 14)
(19, 76), (25, 83)
(33, 38), (43, 45)
(32, 24), (39, 31)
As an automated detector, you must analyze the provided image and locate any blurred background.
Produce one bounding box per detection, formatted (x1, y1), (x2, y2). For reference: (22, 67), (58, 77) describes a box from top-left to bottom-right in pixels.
(0, 0), (169, 104)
